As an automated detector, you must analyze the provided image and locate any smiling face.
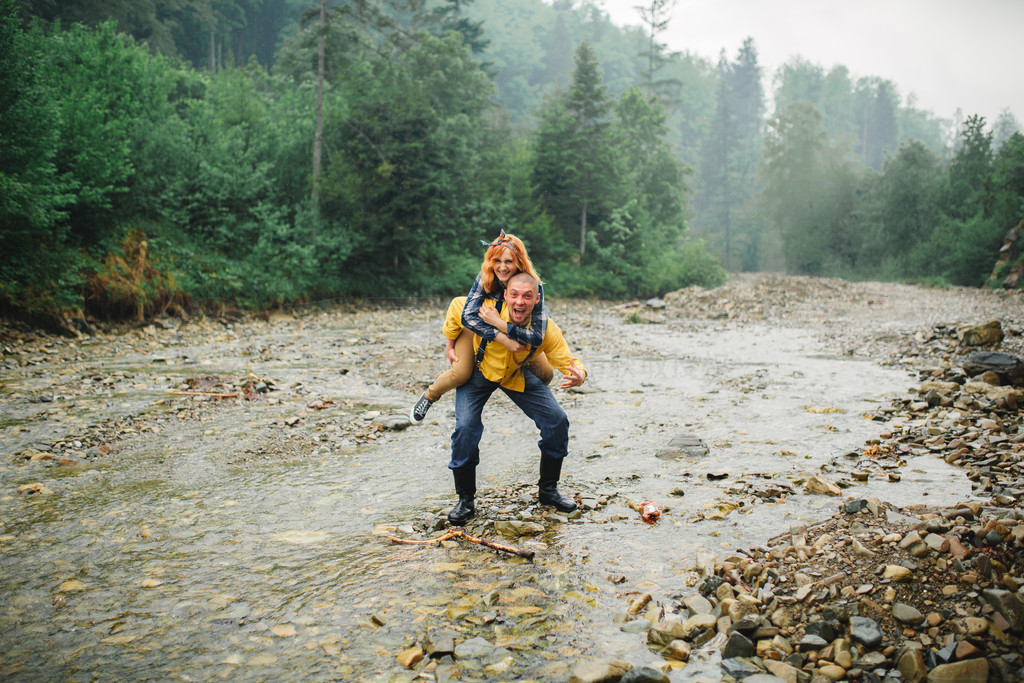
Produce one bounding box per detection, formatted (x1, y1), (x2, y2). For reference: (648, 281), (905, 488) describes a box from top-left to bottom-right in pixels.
(505, 274), (538, 325)
(480, 233), (540, 295)
(492, 250), (517, 285)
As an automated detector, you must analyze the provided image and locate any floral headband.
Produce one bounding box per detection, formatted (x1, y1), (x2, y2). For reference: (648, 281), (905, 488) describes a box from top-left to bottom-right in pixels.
(481, 229), (516, 254)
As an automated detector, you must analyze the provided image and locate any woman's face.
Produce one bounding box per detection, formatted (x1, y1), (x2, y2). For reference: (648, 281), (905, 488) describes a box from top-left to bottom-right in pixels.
(492, 250), (518, 285)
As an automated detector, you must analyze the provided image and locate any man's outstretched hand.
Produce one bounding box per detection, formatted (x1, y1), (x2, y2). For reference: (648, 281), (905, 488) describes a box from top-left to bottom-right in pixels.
(560, 358), (586, 388)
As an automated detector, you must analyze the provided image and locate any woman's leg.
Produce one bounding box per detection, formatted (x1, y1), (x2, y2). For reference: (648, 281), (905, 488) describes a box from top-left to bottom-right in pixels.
(424, 330), (475, 401)
(524, 352), (555, 385)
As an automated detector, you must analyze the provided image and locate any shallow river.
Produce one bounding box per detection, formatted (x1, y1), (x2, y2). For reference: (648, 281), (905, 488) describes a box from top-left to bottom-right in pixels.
(0, 300), (979, 681)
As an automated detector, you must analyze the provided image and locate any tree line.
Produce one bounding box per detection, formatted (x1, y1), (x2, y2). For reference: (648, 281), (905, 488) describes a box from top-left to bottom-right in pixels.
(2, 0), (1022, 324)
(754, 61), (1024, 285)
(1, 0), (727, 322)
(6, 0), (729, 321)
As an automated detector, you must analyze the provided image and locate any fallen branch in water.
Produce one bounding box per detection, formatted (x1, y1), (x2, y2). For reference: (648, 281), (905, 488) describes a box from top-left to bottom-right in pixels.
(166, 390), (240, 398)
(459, 530), (536, 559)
(386, 529), (459, 545)
(387, 528), (535, 560)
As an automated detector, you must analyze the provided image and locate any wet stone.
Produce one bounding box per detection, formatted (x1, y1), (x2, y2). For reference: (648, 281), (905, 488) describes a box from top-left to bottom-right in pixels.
(856, 651), (887, 669)
(568, 658), (632, 683)
(655, 434), (709, 460)
(981, 588), (1024, 631)
(683, 612), (718, 635)
(845, 499), (869, 514)
(959, 321), (1004, 347)
(795, 634), (828, 651)
(849, 616), (883, 648)
(882, 564), (913, 582)
(620, 619), (651, 634)
(805, 475), (842, 496)
(682, 593), (714, 616)
(891, 603), (925, 625)
(923, 533), (947, 551)
(373, 414), (411, 431)
(954, 640), (982, 659)
(453, 636), (494, 658)
(818, 664), (846, 681)
(424, 629), (457, 658)
(720, 657), (763, 679)
(730, 613), (762, 633)
(396, 646), (423, 669)
(492, 520), (544, 538)
(764, 659), (800, 682)
(619, 665), (670, 683)
(805, 618), (842, 642)
(964, 617), (988, 636)
(962, 350), (1023, 384)
(647, 619), (688, 648)
(664, 639), (691, 662)
(926, 657), (989, 682)
(721, 631), (754, 658)
(897, 647), (928, 681)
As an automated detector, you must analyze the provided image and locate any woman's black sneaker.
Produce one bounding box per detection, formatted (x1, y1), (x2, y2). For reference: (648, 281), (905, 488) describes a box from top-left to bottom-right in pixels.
(410, 393), (433, 424)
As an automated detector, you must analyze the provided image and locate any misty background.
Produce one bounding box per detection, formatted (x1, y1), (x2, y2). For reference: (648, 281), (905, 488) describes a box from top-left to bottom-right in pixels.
(602, 0), (1024, 126)
(3, 0), (1022, 324)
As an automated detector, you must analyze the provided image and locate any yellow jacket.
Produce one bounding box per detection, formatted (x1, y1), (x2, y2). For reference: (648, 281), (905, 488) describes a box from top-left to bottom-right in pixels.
(442, 296), (586, 393)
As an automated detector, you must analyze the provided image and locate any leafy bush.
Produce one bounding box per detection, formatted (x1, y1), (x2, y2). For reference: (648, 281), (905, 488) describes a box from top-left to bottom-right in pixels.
(86, 230), (187, 320)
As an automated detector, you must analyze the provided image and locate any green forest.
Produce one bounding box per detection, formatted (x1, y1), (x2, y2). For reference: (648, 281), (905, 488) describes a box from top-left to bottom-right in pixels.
(2, 0), (1023, 325)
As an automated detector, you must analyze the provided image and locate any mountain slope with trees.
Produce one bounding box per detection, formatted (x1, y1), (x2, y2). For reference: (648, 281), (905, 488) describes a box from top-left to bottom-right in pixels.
(2, 0), (1022, 326)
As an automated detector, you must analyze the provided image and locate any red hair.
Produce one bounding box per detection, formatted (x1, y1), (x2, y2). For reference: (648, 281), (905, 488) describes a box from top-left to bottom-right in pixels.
(479, 232), (541, 293)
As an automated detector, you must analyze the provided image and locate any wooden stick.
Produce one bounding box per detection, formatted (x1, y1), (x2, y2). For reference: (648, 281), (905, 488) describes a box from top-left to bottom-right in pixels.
(459, 530), (536, 560)
(386, 529), (459, 545)
(387, 529), (534, 560)
(166, 390), (240, 398)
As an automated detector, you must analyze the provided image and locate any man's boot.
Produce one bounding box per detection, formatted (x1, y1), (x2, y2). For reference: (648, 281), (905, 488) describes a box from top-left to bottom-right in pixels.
(538, 455), (577, 512)
(448, 467), (476, 526)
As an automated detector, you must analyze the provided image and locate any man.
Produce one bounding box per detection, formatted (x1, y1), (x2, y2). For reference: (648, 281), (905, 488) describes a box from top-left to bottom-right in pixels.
(446, 271), (587, 526)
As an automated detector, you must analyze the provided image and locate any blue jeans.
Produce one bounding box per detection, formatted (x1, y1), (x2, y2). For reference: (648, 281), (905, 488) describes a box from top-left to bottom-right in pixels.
(449, 367), (569, 470)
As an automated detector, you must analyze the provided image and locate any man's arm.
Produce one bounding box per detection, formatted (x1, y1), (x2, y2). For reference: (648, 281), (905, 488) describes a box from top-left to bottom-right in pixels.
(538, 319), (587, 387)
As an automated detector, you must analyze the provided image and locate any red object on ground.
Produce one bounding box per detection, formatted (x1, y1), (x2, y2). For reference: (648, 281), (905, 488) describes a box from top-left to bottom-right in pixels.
(639, 500), (660, 523)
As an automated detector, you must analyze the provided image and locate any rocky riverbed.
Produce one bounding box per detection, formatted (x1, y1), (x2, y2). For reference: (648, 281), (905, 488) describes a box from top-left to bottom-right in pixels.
(571, 276), (1024, 683)
(2, 274), (1023, 682)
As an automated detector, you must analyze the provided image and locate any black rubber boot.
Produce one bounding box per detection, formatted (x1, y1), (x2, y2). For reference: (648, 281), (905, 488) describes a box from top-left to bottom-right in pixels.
(447, 467), (476, 526)
(538, 455), (577, 512)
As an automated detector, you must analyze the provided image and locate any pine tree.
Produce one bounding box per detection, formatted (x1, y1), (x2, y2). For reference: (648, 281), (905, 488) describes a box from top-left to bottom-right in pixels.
(695, 38), (764, 270)
(635, 0), (680, 102)
(533, 41), (622, 259)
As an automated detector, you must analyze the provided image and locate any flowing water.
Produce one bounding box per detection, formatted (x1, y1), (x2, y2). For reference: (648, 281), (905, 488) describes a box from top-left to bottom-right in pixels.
(0, 298), (981, 681)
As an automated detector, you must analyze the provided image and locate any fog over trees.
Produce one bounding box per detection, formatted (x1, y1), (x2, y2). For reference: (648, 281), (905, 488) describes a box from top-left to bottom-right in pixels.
(3, 0), (1022, 321)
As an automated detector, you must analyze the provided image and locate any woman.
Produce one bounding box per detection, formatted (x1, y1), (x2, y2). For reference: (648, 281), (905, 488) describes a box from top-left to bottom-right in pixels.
(410, 230), (554, 424)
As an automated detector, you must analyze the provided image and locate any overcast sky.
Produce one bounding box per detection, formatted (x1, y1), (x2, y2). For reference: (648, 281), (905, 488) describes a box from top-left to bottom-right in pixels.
(598, 0), (1022, 126)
